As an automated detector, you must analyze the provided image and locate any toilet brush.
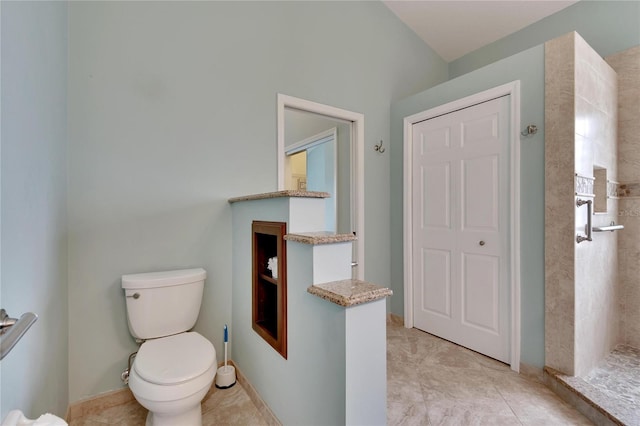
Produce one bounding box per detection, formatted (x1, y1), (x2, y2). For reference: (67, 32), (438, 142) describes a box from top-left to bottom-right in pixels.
(215, 324), (236, 389)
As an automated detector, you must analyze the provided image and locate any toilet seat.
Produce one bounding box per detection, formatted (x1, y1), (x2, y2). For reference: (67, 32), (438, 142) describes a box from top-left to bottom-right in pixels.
(129, 332), (217, 403)
(135, 332), (215, 385)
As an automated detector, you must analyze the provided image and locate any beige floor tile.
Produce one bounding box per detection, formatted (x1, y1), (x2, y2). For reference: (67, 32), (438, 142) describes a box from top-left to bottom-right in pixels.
(387, 400), (431, 426)
(71, 324), (592, 426)
(485, 368), (592, 425)
(387, 323), (592, 426)
(69, 399), (147, 426)
(202, 384), (267, 426)
(424, 406), (522, 426)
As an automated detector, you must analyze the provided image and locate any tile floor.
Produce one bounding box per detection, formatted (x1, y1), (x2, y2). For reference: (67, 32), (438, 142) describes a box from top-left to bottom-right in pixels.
(68, 381), (267, 426)
(549, 344), (640, 425)
(70, 324), (592, 425)
(387, 323), (592, 425)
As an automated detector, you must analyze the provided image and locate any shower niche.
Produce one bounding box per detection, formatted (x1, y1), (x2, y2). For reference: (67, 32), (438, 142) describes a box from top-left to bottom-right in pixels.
(252, 220), (287, 358)
(593, 166), (608, 214)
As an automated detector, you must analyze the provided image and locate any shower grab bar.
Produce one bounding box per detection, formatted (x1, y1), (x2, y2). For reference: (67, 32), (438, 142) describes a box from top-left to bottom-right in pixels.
(0, 309), (38, 360)
(576, 198), (592, 244)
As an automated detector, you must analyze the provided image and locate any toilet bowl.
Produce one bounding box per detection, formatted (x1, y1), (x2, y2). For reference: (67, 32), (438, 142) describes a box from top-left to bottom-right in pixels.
(122, 268), (217, 426)
(128, 332), (217, 426)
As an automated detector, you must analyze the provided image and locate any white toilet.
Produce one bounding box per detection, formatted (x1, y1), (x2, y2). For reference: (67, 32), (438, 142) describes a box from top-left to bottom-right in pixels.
(122, 268), (217, 426)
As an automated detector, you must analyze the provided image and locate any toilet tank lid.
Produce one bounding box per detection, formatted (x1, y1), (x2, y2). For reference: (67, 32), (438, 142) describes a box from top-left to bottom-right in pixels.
(121, 268), (206, 289)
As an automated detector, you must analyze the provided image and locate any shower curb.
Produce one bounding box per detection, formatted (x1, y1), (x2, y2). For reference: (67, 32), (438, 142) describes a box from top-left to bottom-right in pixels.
(544, 366), (624, 426)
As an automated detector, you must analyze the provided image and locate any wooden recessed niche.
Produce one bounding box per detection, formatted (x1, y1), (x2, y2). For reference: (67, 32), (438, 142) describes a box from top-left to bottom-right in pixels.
(252, 221), (287, 358)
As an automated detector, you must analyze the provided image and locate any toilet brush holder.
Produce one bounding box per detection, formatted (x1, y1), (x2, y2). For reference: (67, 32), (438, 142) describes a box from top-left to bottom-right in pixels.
(215, 324), (236, 389)
(215, 364), (236, 389)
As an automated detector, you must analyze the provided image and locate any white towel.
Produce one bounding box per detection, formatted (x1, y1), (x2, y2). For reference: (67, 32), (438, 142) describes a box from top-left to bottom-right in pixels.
(33, 414), (67, 426)
(267, 257), (278, 279)
(1, 410), (67, 426)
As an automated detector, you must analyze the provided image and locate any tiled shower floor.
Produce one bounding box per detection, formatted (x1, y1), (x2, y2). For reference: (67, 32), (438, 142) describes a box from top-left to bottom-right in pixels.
(585, 345), (640, 407)
(548, 345), (640, 425)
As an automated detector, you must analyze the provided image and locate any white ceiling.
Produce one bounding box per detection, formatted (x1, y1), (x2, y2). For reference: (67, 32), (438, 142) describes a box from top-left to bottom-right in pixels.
(383, 0), (579, 62)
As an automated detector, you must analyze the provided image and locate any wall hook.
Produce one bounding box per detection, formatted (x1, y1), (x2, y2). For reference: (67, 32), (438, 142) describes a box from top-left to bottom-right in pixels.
(374, 140), (385, 153)
(521, 124), (538, 137)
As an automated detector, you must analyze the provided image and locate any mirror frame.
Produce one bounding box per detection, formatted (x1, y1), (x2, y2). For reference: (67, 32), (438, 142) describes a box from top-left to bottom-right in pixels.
(277, 94), (364, 280)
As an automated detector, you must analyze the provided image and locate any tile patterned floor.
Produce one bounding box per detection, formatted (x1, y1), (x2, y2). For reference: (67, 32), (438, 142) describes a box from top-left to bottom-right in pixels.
(387, 323), (592, 425)
(550, 344), (640, 425)
(68, 382), (267, 426)
(584, 345), (640, 406)
(71, 324), (592, 425)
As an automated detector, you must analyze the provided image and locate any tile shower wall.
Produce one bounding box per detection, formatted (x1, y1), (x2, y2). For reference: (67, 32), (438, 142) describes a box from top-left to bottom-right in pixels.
(606, 46), (640, 349)
(573, 34), (619, 377)
(545, 32), (619, 377)
(545, 32), (578, 376)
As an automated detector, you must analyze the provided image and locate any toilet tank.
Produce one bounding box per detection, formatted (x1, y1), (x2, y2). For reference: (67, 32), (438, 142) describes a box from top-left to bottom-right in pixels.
(122, 268), (206, 340)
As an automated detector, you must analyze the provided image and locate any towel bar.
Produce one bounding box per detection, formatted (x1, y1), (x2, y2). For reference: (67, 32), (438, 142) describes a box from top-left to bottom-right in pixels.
(0, 309), (38, 360)
(593, 224), (624, 232)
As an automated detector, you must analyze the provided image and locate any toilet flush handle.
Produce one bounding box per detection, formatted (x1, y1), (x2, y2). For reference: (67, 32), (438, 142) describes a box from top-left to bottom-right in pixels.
(126, 292), (140, 299)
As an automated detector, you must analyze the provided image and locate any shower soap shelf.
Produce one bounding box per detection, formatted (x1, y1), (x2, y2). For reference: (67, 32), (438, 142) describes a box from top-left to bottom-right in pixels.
(593, 224), (624, 232)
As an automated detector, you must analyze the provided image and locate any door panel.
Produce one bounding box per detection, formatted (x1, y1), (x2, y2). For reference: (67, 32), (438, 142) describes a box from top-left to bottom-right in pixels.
(422, 163), (451, 228)
(461, 112), (499, 148)
(421, 248), (451, 318)
(422, 126), (451, 153)
(463, 155), (499, 230)
(412, 96), (510, 363)
(462, 253), (499, 332)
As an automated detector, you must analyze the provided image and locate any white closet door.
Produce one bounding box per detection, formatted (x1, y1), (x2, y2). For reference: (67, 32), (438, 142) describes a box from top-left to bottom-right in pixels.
(412, 96), (510, 363)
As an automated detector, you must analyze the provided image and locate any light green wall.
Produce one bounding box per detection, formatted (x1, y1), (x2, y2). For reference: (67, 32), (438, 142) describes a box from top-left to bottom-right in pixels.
(391, 46), (545, 367)
(449, 0), (640, 78)
(391, 1), (640, 369)
(6, 0), (637, 414)
(0, 1), (69, 418)
(67, 0), (447, 401)
(231, 197), (348, 425)
(231, 196), (387, 424)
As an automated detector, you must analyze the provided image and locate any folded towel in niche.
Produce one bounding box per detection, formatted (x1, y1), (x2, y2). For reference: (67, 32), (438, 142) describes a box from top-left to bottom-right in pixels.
(267, 257), (278, 279)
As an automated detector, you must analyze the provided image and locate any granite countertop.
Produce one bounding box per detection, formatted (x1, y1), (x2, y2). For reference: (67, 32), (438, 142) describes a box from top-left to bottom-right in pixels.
(228, 190), (330, 203)
(307, 279), (392, 307)
(284, 232), (357, 245)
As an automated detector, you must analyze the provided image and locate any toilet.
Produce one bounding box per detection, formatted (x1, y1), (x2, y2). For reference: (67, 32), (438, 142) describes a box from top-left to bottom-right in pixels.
(122, 268), (217, 426)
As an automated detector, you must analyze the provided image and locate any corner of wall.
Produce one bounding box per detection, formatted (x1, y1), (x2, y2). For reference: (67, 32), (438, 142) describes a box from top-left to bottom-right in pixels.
(544, 32), (577, 375)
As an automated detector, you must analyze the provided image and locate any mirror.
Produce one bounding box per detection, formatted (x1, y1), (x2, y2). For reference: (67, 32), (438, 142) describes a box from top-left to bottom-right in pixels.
(277, 94), (364, 279)
(284, 111), (350, 234)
